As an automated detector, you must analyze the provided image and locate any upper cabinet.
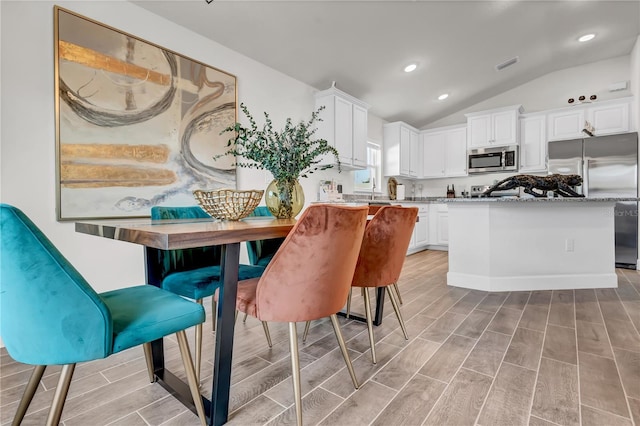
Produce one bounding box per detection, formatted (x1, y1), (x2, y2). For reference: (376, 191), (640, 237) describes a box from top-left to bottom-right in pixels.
(547, 97), (632, 141)
(421, 125), (467, 178)
(519, 113), (547, 172)
(589, 100), (631, 135)
(384, 121), (421, 178)
(314, 86), (370, 170)
(465, 105), (523, 148)
(547, 108), (584, 140)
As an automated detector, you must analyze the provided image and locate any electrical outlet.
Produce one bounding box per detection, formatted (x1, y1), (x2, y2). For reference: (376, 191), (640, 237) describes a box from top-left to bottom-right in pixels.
(565, 238), (574, 252)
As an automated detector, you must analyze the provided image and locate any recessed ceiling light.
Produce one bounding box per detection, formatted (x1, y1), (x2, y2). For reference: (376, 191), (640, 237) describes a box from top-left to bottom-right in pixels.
(404, 63), (417, 73)
(578, 33), (595, 42)
(438, 93), (449, 101)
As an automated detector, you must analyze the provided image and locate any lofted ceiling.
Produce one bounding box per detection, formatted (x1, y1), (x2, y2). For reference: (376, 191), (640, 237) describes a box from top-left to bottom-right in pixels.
(132, 0), (640, 128)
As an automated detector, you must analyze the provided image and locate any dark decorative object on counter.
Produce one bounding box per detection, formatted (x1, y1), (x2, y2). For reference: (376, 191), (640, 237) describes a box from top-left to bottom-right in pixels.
(388, 177), (398, 200)
(446, 185), (456, 198)
(483, 174), (584, 198)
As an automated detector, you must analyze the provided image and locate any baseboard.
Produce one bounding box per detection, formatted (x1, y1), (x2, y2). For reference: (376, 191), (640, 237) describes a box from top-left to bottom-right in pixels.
(447, 271), (617, 292)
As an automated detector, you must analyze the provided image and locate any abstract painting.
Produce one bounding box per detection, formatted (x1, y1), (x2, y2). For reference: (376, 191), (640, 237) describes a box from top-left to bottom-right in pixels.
(54, 6), (237, 220)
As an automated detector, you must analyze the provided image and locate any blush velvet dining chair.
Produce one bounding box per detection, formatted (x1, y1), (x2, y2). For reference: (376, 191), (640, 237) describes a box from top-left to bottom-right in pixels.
(350, 205), (418, 364)
(238, 206), (285, 325)
(233, 204), (369, 426)
(342, 203), (404, 319)
(301, 206), (417, 363)
(0, 204), (207, 426)
(149, 206), (267, 378)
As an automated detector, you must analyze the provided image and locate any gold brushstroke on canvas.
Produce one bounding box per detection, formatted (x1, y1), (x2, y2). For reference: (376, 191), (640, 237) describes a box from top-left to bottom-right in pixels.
(59, 40), (171, 86)
(61, 144), (170, 163)
(61, 163), (176, 188)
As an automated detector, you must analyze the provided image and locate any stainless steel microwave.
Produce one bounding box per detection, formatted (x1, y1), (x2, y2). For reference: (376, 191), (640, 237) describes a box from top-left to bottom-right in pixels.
(467, 145), (519, 174)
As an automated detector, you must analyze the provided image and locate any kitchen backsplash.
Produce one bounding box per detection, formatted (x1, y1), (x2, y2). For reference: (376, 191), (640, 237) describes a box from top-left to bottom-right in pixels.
(394, 171), (547, 198)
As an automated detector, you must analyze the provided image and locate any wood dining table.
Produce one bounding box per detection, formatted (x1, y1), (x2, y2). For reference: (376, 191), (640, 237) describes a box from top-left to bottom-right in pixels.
(75, 216), (296, 426)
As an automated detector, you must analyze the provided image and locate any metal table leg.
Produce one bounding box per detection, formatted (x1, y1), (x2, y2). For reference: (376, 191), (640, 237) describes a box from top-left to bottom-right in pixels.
(337, 287), (386, 326)
(209, 242), (240, 426)
(145, 244), (241, 426)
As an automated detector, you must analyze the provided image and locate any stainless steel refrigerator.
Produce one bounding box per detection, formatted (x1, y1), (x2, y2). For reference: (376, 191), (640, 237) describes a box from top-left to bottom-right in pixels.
(548, 132), (638, 269)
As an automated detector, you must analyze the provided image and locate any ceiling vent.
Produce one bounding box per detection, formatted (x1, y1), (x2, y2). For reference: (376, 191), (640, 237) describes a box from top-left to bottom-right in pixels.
(495, 56), (519, 71)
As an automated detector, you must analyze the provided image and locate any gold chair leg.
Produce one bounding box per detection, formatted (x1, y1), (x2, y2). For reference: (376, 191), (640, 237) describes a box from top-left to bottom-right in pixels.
(262, 321), (273, 347)
(142, 343), (155, 383)
(45, 364), (75, 426)
(176, 330), (207, 426)
(329, 314), (359, 389)
(12, 365), (46, 426)
(211, 299), (217, 332)
(362, 287), (377, 364)
(302, 321), (311, 343)
(243, 312), (248, 323)
(387, 284), (408, 340)
(392, 282), (403, 305)
(195, 298), (204, 381)
(345, 288), (352, 318)
(288, 322), (303, 426)
(195, 322), (202, 382)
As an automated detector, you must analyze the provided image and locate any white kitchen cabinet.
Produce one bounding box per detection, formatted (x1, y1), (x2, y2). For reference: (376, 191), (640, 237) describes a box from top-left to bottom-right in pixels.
(519, 113), (547, 172)
(547, 108), (585, 141)
(410, 130), (421, 178)
(422, 132), (446, 177)
(589, 100), (630, 135)
(436, 211), (449, 245)
(547, 97), (633, 141)
(444, 127), (468, 176)
(384, 121), (420, 178)
(465, 105), (523, 148)
(315, 86), (369, 170)
(421, 125), (467, 178)
(352, 104), (368, 168)
(400, 126), (411, 175)
(403, 203), (429, 254)
(428, 203), (449, 246)
(414, 209), (429, 247)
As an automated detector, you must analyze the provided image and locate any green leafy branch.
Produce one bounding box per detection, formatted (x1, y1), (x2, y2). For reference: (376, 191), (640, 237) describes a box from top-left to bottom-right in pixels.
(216, 103), (341, 182)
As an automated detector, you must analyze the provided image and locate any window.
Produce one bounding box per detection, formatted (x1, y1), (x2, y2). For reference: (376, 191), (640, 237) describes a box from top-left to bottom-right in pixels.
(354, 142), (382, 192)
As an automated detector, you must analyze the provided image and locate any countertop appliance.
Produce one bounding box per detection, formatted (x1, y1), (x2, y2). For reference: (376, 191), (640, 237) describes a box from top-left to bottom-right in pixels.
(468, 145), (519, 174)
(548, 132), (639, 269)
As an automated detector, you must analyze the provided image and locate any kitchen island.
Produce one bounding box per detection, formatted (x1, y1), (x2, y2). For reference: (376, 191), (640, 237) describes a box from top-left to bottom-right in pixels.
(443, 197), (639, 292)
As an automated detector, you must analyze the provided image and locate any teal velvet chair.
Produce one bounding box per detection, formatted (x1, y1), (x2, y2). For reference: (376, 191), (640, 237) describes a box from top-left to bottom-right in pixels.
(149, 206), (269, 377)
(0, 204), (207, 426)
(245, 206), (286, 267)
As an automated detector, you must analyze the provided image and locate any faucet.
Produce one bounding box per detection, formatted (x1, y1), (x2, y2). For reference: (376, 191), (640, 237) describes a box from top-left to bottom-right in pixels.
(371, 176), (376, 200)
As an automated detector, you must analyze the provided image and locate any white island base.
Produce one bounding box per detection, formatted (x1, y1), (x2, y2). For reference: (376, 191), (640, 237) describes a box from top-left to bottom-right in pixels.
(446, 199), (619, 292)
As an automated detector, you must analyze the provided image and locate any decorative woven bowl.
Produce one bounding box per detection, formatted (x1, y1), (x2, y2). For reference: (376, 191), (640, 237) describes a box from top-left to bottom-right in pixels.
(193, 189), (264, 221)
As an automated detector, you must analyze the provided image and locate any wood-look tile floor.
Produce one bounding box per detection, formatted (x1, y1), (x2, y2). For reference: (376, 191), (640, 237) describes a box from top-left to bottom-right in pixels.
(2, 250), (640, 425)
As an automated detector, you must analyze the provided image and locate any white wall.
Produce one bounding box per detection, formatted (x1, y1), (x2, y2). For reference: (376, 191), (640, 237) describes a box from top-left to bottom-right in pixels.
(0, 0), (352, 301)
(425, 56), (632, 129)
